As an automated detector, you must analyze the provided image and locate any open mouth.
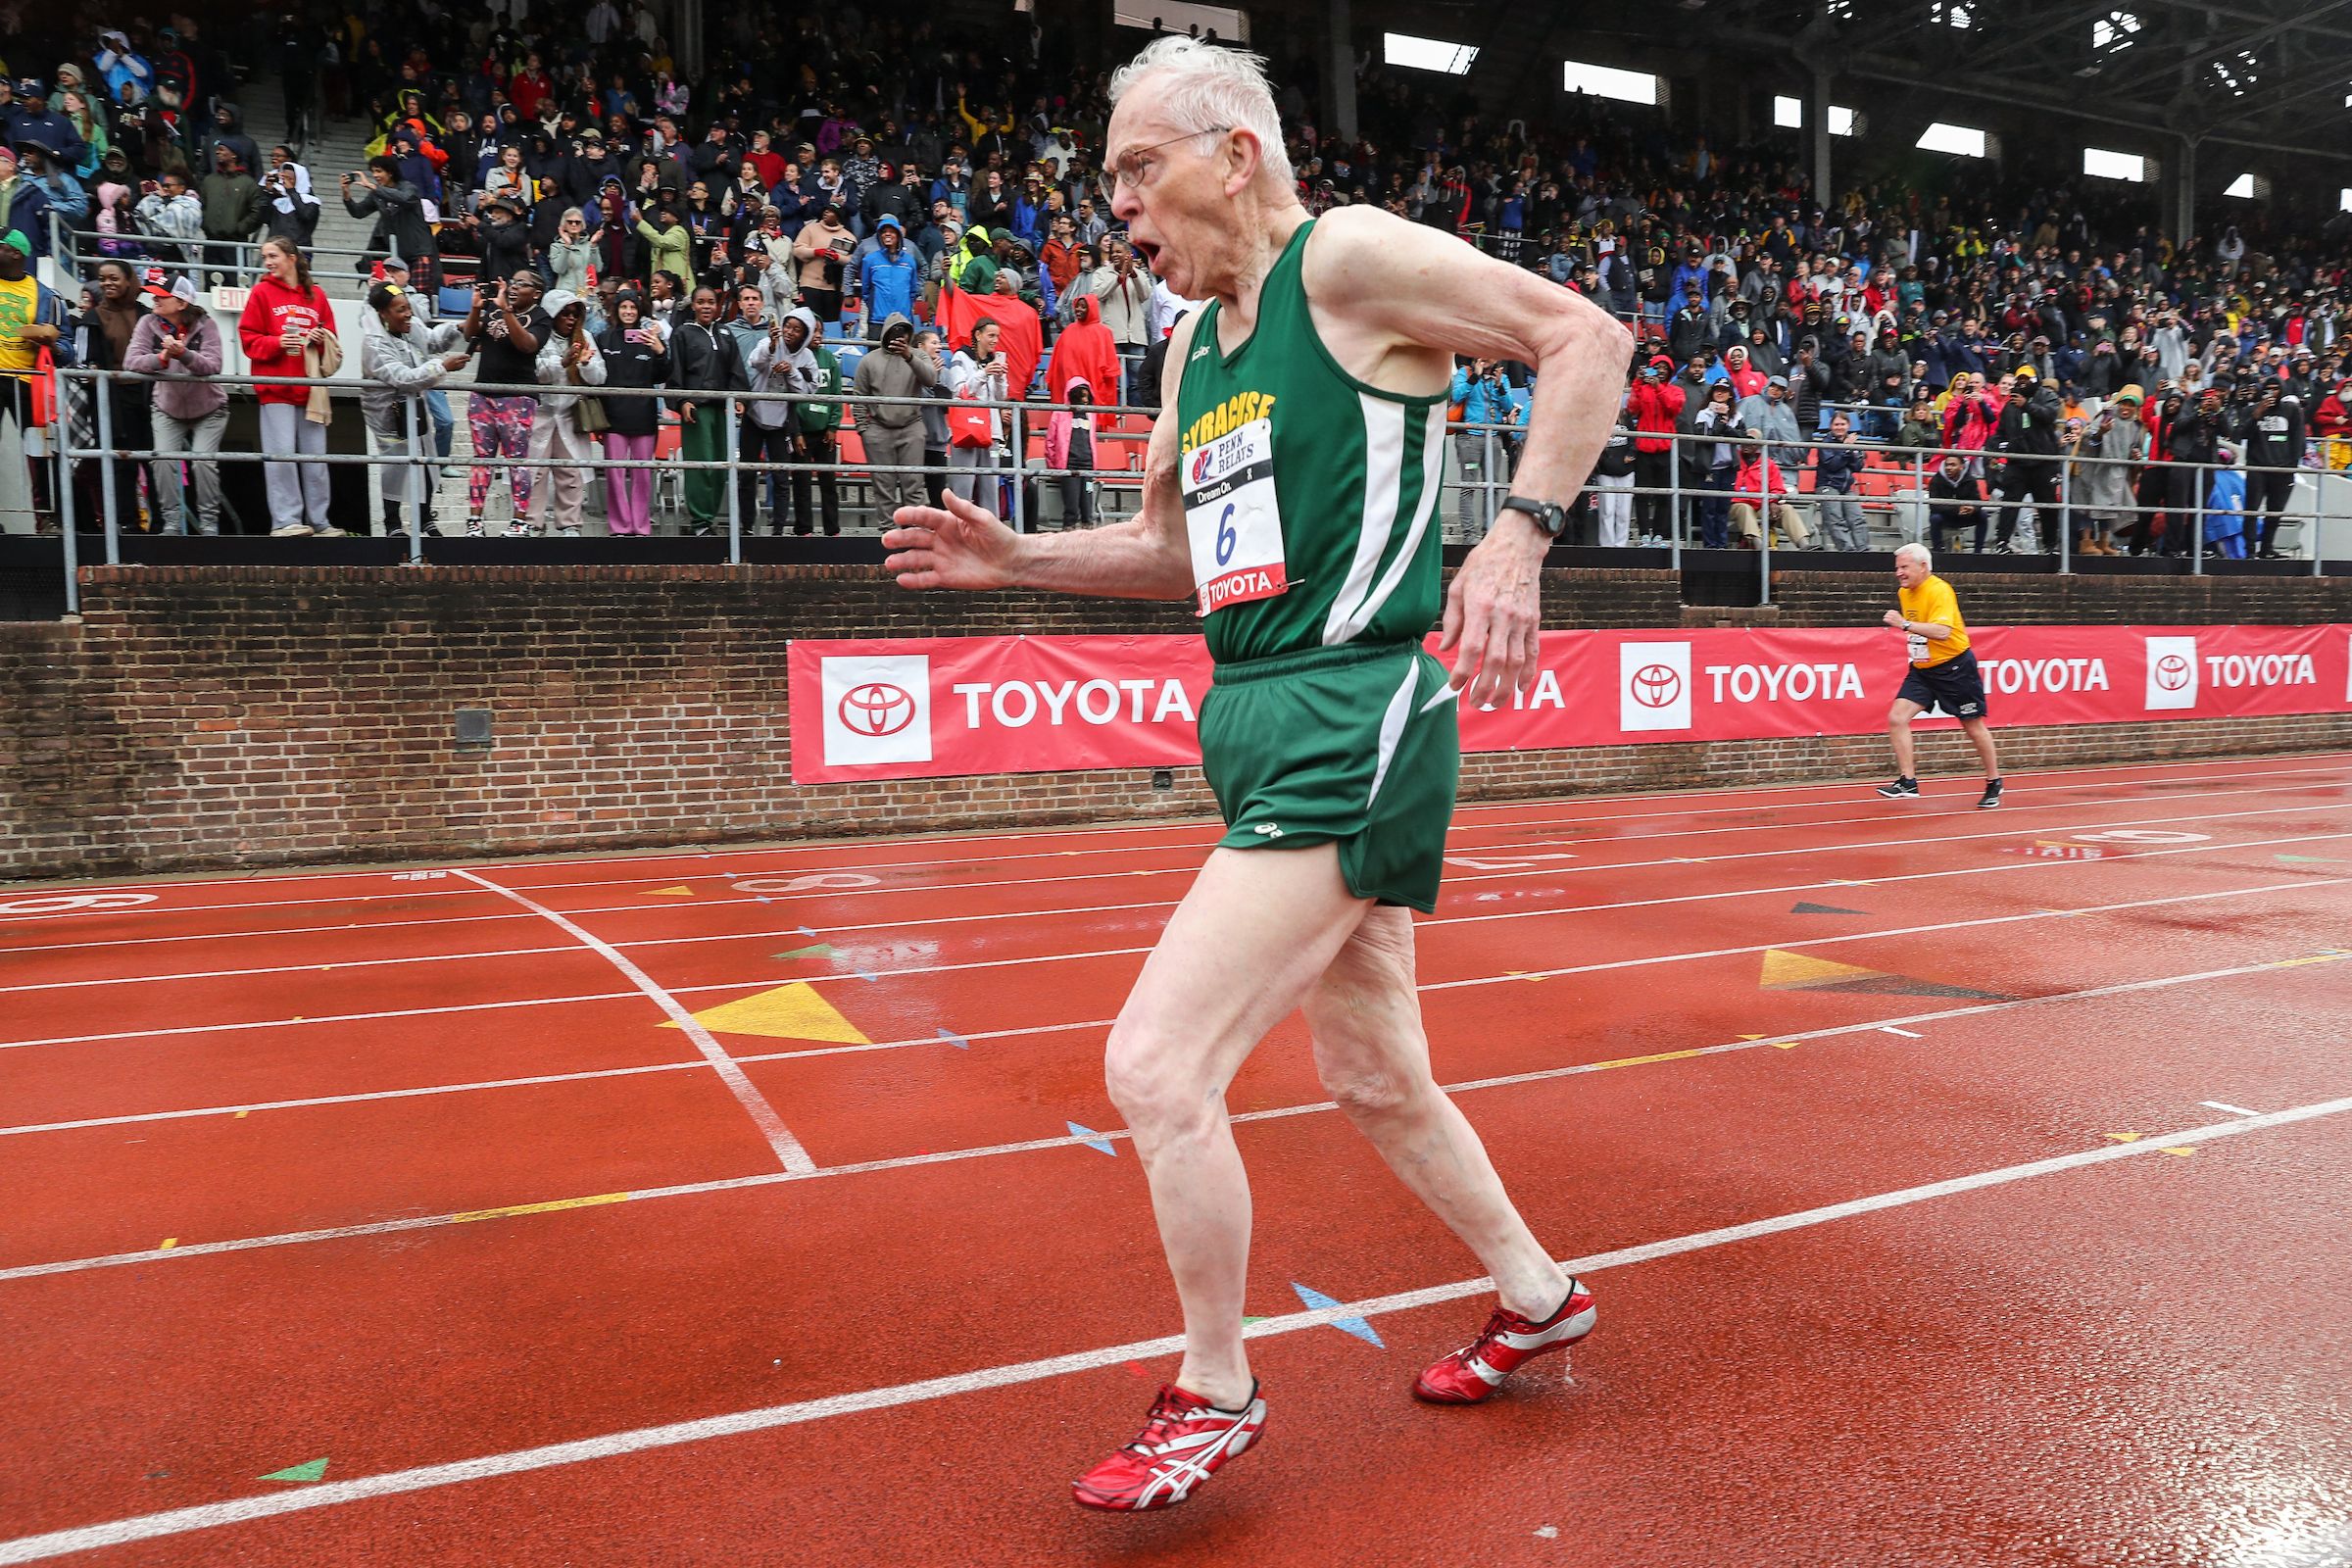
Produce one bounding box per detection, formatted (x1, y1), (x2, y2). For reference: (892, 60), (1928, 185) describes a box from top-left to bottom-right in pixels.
(1132, 238), (1162, 271)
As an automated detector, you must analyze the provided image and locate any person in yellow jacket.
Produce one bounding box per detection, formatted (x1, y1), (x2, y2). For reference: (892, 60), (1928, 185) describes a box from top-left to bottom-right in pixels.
(1876, 541), (2003, 808)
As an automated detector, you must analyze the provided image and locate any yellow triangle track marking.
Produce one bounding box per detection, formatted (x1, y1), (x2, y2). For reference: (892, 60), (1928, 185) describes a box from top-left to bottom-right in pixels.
(1759, 949), (1889, 990)
(662, 982), (871, 1044)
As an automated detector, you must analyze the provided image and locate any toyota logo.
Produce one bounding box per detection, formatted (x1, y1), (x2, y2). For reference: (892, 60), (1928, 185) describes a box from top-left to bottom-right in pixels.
(1629, 663), (1683, 709)
(2152, 654), (2192, 692)
(838, 681), (917, 737)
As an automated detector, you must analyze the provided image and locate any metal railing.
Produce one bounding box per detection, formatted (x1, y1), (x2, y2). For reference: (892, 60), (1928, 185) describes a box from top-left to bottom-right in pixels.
(27, 369), (1158, 606)
(14, 368), (2343, 616)
(55, 222), (398, 297)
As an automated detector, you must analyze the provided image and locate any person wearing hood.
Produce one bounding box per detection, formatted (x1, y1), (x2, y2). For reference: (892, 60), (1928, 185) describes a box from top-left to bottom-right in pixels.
(1045, 377), (1102, 528)
(1448, 355), (1514, 543)
(858, 215), (919, 324)
(729, 281), (795, 528)
(199, 144), (264, 278)
(360, 279), (470, 537)
(750, 306), (840, 535)
(124, 270), (228, 535)
(2239, 385), (2304, 559)
(595, 288), (667, 536)
(523, 288), (607, 537)
(2073, 384), (2146, 557)
(851, 313), (938, 527)
(1991, 365), (2064, 552)
(956, 224), (1000, 297)
(1052, 292), (1120, 410)
(263, 157), (319, 246)
(1737, 372), (1805, 474)
(1627, 352), (1685, 540)
(203, 102), (260, 179)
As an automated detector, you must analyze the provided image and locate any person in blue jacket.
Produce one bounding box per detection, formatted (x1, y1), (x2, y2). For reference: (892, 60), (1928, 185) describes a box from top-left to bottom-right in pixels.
(2203, 448), (2248, 560)
(1448, 354), (1516, 542)
(858, 215), (920, 324)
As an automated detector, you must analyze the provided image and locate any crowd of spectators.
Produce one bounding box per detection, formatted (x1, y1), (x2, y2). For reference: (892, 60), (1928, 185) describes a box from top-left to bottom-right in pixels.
(2, 1), (2349, 556)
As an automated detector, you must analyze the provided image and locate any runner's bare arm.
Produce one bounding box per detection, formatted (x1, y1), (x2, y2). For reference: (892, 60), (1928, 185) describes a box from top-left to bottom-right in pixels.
(881, 316), (1198, 600)
(1307, 207), (1635, 706)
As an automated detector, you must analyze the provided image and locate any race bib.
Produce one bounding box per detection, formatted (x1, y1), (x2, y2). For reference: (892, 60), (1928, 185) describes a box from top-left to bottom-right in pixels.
(1182, 417), (1288, 616)
(1907, 631), (1930, 662)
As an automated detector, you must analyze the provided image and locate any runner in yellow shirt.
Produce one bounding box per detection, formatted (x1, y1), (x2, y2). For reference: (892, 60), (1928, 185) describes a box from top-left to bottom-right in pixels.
(1877, 541), (2003, 808)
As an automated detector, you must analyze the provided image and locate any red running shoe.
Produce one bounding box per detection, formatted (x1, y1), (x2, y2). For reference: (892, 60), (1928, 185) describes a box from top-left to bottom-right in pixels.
(1071, 1382), (1266, 1511)
(1413, 1280), (1596, 1404)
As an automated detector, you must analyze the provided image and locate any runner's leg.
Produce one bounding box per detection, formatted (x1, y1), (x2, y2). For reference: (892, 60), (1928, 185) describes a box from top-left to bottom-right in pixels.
(1103, 843), (1376, 1409)
(1959, 714), (2001, 778)
(1887, 696), (1924, 777)
(1301, 906), (1568, 1319)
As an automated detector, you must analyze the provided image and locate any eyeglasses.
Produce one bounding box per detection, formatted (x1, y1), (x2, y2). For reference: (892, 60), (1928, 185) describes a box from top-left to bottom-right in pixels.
(1098, 126), (1231, 204)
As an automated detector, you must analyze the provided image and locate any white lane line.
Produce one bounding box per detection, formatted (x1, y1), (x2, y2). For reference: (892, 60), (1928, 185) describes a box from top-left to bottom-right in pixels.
(1420, 877), (2352, 995)
(5, 1091), (2345, 1565)
(6, 837), (2348, 1054)
(2200, 1101), (2263, 1117)
(1880, 1026), (1924, 1038)
(24, 754), (2340, 905)
(17, 782), (2352, 973)
(3, 943), (2339, 1279)
(9, 798), (2346, 996)
(10, 766), (2345, 931)
(447, 872), (814, 1177)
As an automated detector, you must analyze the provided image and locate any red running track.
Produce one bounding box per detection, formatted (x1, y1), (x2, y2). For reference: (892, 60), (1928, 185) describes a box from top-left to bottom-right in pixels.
(3, 752), (2351, 1565)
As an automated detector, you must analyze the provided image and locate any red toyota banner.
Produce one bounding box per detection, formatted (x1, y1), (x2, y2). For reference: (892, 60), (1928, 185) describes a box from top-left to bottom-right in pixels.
(787, 625), (2352, 783)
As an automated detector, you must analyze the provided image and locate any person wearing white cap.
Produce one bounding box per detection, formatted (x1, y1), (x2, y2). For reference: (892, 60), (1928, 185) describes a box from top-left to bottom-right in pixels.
(124, 270), (229, 535)
(525, 289), (607, 536)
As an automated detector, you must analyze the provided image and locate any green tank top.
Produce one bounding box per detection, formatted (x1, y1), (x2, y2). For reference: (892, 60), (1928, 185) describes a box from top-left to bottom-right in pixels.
(1175, 219), (1448, 665)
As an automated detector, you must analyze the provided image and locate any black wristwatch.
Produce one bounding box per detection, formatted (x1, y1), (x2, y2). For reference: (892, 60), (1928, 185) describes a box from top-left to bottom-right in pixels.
(1497, 495), (1569, 538)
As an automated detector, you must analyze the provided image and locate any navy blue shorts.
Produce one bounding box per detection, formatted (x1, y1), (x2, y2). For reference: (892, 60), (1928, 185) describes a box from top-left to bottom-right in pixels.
(1896, 648), (1990, 720)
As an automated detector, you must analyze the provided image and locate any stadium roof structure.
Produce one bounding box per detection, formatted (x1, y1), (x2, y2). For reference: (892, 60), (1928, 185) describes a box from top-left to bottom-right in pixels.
(1555, 0), (2352, 164)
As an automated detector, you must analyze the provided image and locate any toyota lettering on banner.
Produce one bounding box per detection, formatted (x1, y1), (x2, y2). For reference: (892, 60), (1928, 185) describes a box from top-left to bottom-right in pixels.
(788, 625), (2352, 783)
(790, 636), (1214, 783)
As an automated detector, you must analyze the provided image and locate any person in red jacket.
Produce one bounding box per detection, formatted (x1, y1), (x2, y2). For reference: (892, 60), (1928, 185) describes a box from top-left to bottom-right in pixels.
(2311, 380), (2352, 467)
(238, 235), (340, 536)
(1627, 351), (1685, 541)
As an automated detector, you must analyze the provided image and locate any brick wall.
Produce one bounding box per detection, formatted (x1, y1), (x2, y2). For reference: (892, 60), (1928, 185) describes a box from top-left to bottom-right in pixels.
(3, 564), (2347, 880)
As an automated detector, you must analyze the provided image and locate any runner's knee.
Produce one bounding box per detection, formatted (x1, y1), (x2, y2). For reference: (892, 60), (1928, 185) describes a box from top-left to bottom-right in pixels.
(1102, 1018), (1214, 1130)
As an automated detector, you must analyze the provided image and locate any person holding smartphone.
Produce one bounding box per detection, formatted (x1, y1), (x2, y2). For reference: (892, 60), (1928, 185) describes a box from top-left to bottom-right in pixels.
(595, 288), (669, 536)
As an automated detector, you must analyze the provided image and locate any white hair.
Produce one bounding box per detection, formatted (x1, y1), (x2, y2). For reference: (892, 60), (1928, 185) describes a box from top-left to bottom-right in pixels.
(1107, 35), (1296, 193)
(1895, 542), (1933, 570)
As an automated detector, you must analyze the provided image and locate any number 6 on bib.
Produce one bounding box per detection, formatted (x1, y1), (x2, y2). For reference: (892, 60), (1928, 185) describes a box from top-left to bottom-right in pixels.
(1183, 417), (1289, 616)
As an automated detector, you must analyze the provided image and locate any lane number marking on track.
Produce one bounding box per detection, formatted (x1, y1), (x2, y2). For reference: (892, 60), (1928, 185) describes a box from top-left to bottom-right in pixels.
(1446, 853), (1580, 870)
(731, 874), (883, 895)
(0, 892), (160, 916)
(2071, 829), (2213, 845)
